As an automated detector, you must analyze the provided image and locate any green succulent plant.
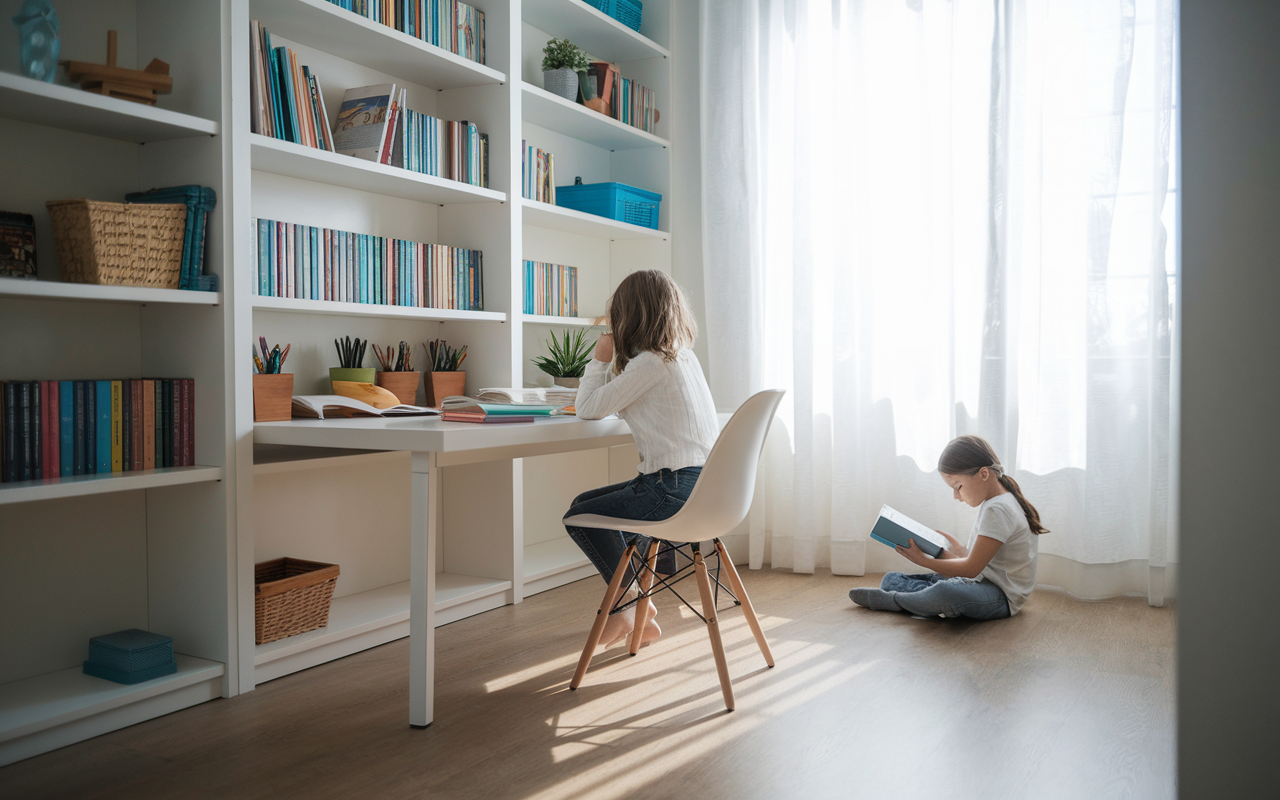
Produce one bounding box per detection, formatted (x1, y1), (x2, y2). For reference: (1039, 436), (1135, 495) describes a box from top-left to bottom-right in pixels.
(541, 38), (590, 73)
(532, 328), (594, 378)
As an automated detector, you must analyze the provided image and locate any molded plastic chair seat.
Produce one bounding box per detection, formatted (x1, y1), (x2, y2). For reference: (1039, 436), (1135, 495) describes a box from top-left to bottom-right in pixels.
(563, 389), (785, 711)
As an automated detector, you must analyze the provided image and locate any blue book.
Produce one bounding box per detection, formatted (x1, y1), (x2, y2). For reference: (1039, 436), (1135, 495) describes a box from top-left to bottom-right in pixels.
(59, 381), (74, 477)
(95, 381), (112, 474)
(84, 379), (96, 473)
(869, 505), (947, 558)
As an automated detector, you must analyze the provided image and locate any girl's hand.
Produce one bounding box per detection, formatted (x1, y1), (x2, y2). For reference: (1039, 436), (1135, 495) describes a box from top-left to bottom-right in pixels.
(895, 539), (932, 567)
(935, 529), (961, 548)
(594, 333), (614, 362)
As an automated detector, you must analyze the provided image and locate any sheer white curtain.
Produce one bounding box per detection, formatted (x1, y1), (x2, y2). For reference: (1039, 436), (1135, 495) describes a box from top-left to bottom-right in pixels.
(702, 0), (1178, 603)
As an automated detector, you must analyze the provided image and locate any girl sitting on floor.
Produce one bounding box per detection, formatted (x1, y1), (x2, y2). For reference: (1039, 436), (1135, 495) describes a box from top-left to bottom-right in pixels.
(850, 435), (1048, 620)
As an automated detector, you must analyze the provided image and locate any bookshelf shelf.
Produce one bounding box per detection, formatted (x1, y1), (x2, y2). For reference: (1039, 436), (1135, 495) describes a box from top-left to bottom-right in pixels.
(521, 198), (668, 240)
(522, 0), (670, 61)
(0, 467), (225, 507)
(523, 537), (595, 597)
(0, 655), (224, 768)
(0, 72), (219, 143)
(252, 295), (507, 322)
(436, 573), (513, 623)
(253, 445), (404, 475)
(521, 83), (670, 151)
(250, 0), (507, 90)
(522, 314), (602, 328)
(0, 278), (221, 306)
(250, 134), (506, 205)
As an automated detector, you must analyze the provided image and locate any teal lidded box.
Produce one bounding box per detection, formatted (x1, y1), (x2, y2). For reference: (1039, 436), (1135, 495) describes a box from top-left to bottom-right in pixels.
(83, 629), (177, 685)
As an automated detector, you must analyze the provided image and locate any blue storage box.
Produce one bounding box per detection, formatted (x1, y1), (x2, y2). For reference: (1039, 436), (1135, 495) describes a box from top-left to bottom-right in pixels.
(584, 0), (642, 32)
(556, 181), (662, 229)
(83, 629), (177, 685)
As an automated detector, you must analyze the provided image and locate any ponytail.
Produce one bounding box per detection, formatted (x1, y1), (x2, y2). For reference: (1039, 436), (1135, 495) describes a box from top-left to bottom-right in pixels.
(997, 473), (1048, 535)
(938, 435), (1049, 535)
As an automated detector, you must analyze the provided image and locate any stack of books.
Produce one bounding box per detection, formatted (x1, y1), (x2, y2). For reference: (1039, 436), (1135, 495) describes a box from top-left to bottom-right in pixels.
(392, 104), (488, 187)
(582, 62), (658, 134)
(255, 218), (484, 311)
(1, 379), (196, 483)
(477, 387), (576, 410)
(322, 0), (486, 65)
(523, 260), (577, 317)
(522, 141), (555, 203)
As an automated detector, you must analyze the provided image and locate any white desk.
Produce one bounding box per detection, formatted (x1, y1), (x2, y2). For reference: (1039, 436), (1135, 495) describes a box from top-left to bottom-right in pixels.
(253, 415), (633, 727)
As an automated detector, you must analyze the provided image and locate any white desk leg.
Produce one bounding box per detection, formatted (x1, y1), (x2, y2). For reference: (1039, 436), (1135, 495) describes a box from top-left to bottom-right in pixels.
(410, 451), (438, 728)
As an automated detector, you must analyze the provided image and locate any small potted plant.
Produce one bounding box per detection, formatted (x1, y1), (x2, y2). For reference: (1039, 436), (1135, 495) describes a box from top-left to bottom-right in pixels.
(252, 337), (292, 422)
(542, 37), (590, 101)
(423, 339), (467, 407)
(373, 341), (420, 405)
(330, 335), (374, 390)
(532, 328), (593, 388)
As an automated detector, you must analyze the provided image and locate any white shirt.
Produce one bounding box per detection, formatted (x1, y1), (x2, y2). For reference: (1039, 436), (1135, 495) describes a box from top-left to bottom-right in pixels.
(576, 349), (720, 475)
(968, 492), (1039, 615)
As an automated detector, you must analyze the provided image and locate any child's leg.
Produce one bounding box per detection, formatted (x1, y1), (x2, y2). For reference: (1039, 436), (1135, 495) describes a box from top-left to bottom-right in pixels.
(880, 572), (944, 593)
(889, 577), (1010, 620)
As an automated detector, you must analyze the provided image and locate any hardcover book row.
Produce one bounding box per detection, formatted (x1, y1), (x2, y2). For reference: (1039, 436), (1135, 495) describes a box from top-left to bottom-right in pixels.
(1, 379), (196, 484)
(255, 218), (484, 311)
(522, 141), (556, 204)
(523, 260), (578, 317)
(323, 0), (486, 64)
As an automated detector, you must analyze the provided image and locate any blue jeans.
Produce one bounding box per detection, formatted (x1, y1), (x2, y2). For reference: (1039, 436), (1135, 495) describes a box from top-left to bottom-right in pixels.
(873, 572), (1011, 620)
(563, 467), (702, 584)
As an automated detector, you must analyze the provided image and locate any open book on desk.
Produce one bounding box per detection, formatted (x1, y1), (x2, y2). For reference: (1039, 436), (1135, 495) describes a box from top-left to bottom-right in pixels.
(290, 395), (439, 420)
(871, 505), (948, 558)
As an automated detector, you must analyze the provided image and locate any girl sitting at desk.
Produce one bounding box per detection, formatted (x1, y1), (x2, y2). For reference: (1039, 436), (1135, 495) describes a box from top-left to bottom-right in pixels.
(563, 269), (720, 648)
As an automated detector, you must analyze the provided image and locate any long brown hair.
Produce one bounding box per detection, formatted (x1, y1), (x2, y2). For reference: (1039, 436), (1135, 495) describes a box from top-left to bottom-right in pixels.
(938, 435), (1048, 535)
(606, 269), (698, 374)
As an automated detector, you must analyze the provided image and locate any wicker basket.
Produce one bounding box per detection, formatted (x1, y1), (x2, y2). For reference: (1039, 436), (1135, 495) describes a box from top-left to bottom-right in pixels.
(254, 557), (340, 645)
(46, 199), (186, 288)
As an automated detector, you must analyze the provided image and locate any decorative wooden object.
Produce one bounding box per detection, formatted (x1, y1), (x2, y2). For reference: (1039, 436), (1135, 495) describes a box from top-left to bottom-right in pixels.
(376, 371), (421, 405)
(252, 373), (294, 422)
(63, 31), (173, 106)
(331, 380), (400, 409)
(426, 371), (466, 408)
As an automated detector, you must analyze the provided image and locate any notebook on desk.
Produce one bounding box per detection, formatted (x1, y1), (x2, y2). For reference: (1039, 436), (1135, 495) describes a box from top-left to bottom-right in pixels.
(440, 396), (555, 424)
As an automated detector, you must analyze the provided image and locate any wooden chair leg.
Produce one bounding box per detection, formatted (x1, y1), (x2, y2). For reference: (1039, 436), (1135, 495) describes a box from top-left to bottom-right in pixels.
(715, 540), (775, 668)
(570, 543), (637, 690)
(694, 548), (735, 711)
(627, 540), (662, 655)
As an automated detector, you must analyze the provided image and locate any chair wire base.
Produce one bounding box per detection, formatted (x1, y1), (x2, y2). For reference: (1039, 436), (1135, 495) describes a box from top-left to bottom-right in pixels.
(608, 540), (738, 625)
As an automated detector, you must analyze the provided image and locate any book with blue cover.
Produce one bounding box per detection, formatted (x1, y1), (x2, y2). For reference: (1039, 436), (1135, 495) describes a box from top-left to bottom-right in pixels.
(870, 505), (948, 558)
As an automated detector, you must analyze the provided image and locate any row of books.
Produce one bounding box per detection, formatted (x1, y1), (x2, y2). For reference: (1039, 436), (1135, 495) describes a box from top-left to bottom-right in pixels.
(250, 26), (489, 188)
(323, 0), (486, 65)
(523, 260), (578, 317)
(581, 62), (659, 134)
(522, 141), (556, 203)
(255, 218), (484, 311)
(1, 379), (196, 484)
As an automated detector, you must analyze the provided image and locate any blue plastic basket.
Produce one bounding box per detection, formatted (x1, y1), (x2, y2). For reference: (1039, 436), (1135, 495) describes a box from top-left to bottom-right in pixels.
(556, 181), (662, 229)
(583, 0), (642, 32)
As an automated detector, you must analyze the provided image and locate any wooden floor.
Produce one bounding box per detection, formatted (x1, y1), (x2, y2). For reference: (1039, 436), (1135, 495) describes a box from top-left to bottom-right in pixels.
(0, 570), (1176, 800)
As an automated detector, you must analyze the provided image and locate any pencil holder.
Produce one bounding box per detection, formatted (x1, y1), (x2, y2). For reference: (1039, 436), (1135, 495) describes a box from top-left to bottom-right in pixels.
(426, 371), (466, 408)
(252, 373), (293, 422)
(376, 371), (420, 405)
(329, 367), (375, 391)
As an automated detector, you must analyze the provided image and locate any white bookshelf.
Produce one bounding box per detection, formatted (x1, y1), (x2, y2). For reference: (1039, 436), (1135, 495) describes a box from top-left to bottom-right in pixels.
(522, 0), (671, 60)
(0, 72), (219, 143)
(252, 295), (507, 322)
(523, 536), (595, 597)
(521, 83), (671, 151)
(522, 313), (602, 327)
(0, 0), (236, 767)
(521, 198), (668, 240)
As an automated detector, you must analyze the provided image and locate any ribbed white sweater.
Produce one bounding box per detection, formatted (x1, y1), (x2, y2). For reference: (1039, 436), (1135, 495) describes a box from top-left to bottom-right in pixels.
(576, 349), (719, 475)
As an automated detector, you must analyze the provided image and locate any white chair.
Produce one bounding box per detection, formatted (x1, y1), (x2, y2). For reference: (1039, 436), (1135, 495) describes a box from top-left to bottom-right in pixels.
(563, 389), (785, 711)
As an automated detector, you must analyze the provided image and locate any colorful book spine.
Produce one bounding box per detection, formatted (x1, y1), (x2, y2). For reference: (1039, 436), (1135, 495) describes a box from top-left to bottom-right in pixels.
(320, 0), (485, 65)
(523, 260), (578, 317)
(95, 381), (111, 474)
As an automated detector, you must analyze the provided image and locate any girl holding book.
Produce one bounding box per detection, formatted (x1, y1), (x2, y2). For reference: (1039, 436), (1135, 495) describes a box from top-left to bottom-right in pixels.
(564, 270), (720, 647)
(850, 435), (1048, 619)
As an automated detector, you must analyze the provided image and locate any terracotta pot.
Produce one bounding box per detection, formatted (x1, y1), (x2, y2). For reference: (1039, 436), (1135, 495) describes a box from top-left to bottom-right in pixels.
(553, 376), (580, 389)
(426, 371), (466, 408)
(252, 373), (294, 422)
(329, 367), (375, 392)
(376, 371), (421, 405)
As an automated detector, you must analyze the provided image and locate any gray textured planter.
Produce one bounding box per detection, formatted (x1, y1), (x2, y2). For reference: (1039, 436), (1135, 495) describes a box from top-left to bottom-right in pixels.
(543, 68), (579, 101)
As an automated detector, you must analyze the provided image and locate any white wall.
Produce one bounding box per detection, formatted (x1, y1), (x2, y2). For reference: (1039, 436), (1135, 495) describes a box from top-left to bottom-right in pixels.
(1178, 2), (1279, 796)
(670, 0), (707, 369)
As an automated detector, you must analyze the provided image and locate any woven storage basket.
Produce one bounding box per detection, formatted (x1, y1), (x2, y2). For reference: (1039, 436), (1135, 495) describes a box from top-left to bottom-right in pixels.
(254, 557), (340, 645)
(46, 199), (186, 288)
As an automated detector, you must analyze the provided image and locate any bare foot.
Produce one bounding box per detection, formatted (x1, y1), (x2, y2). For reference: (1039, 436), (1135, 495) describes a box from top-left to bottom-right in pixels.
(602, 602), (659, 648)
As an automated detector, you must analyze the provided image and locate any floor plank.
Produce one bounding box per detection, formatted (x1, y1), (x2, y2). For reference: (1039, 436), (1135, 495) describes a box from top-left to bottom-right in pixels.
(0, 570), (1176, 800)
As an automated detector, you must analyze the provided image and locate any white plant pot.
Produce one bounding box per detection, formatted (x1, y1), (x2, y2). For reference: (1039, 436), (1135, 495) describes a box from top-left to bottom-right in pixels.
(543, 68), (579, 101)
